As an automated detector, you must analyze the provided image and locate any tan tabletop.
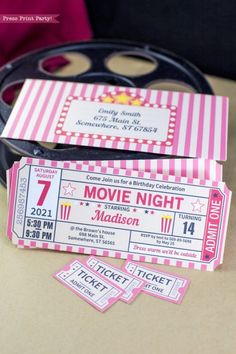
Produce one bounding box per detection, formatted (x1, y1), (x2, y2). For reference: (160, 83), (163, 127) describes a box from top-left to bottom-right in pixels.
(0, 74), (235, 354)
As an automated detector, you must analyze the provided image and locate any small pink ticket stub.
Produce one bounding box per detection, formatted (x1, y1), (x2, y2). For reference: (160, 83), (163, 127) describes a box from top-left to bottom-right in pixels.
(7, 157), (231, 271)
(85, 256), (145, 303)
(123, 261), (190, 304)
(53, 259), (124, 312)
(1, 79), (228, 160)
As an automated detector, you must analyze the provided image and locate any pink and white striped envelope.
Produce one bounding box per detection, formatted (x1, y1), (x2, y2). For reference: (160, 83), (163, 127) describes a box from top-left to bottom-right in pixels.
(1, 79), (229, 161)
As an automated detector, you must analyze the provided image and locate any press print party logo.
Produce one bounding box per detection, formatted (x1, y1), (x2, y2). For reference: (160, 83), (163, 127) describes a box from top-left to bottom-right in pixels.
(161, 215), (173, 234)
(0, 14), (60, 23)
(60, 203), (72, 220)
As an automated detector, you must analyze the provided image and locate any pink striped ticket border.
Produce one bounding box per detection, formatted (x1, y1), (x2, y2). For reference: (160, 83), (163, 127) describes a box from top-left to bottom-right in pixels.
(7, 158), (222, 200)
(70, 158), (222, 181)
(8, 158), (231, 271)
(1, 79), (229, 160)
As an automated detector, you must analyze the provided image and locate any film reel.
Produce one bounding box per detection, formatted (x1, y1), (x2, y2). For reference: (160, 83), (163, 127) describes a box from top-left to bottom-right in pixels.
(0, 40), (213, 186)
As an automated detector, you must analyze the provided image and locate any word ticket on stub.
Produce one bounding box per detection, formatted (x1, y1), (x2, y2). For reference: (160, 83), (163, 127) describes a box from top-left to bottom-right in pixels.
(53, 258), (124, 312)
(86, 256), (145, 303)
(8, 158), (231, 271)
(123, 260), (190, 304)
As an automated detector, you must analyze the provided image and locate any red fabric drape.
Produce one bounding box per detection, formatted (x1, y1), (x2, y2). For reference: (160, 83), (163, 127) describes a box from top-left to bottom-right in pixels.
(0, 0), (92, 65)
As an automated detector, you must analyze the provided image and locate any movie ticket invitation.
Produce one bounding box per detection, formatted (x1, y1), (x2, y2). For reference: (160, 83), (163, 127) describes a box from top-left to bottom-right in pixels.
(8, 158), (231, 271)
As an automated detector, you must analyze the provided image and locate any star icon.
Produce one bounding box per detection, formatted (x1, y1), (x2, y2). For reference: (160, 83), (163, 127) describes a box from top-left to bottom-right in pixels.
(86, 202), (90, 206)
(114, 92), (131, 104)
(133, 208), (137, 212)
(102, 96), (114, 103)
(97, 204), (101, 208)
(205, 254), (210, 259)
(145, 210), (149, 214)
(63, 183), (76, 196)
(213, 193), (219, 198)
(150, 211), (155, 215)
(80, 202), (84, 206)
(191, 199), (205, 213)
(131, 99), (142, 106)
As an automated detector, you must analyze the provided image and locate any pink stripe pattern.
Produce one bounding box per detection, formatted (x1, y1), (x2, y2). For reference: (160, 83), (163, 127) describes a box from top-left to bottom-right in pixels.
(1, 79), (229, 160)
